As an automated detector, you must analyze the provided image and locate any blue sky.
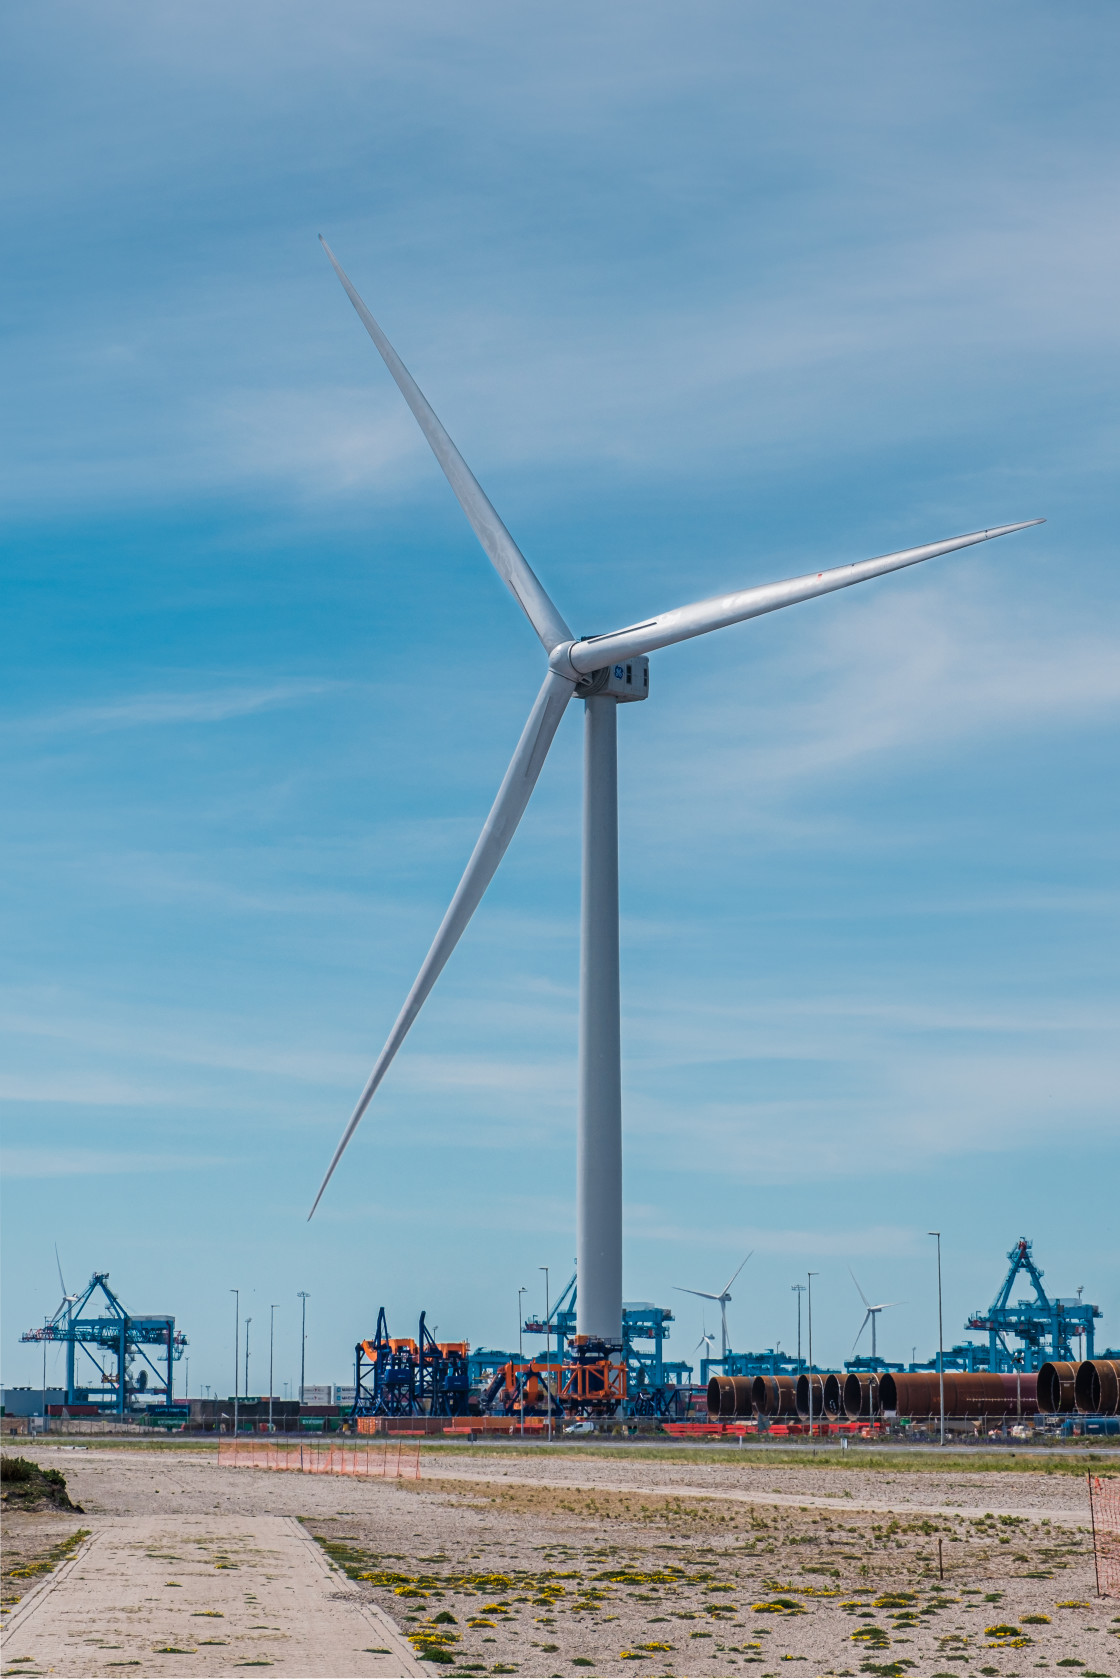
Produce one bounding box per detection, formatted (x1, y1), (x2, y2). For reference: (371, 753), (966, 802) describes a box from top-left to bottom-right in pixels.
(3, 2), (1118, 1399)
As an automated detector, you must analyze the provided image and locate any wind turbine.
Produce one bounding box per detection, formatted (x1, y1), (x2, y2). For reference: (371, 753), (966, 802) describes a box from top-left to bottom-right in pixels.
(693, 1325), (717, 1368)
(674, 1254), (753, 1361)
(51, 1245), (79, 1405)
(308, 238), (1043, 1352)
(849, 1268), (903, 1363)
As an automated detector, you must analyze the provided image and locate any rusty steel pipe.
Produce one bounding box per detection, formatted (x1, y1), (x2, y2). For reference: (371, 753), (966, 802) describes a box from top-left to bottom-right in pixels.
(706, 1374), (754, 1418)
(795, 1373), (831, 1422)
(881, 1371), (1037, 1417)
(1037, 1361), (1080, 1414)
(753, 1374), (799, 1417)
(730, 1376), (754, 1417)
(1075, 1359), (1120, 1416)
(823, 1373), (845, 1418)
(843, 1371), (883, 1420)
(706, 1375), (732, 1418)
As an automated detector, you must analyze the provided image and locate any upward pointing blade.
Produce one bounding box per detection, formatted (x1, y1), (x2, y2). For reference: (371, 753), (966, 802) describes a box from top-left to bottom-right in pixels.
(720, 1252), (753, 1298)
(849, 1266), (872, 1311)
(320, 238), (573, 654)
(308, 668), (575, 1218)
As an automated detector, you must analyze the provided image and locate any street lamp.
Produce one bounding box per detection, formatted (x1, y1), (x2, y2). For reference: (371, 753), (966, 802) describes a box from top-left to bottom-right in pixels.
(230, 1289), (240, 1437)
(244, 1317), (252, 1402)
(806, 1273), (818, 1438)
(298, 1292), (310, 1405)
(539, 1266), (551, 1443)
(928, 1233), (945, 1446)
(269, 1305), (278, 1434)
(517, 1286), (527, 1442)
(791, 1284), (806, 1373)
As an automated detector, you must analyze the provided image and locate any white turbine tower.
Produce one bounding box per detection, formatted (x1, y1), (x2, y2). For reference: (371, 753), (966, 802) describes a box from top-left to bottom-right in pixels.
(674, 1253), (753, 1361)
(308, 238), (1043, 1351)
(849, 1268), (904, 1363)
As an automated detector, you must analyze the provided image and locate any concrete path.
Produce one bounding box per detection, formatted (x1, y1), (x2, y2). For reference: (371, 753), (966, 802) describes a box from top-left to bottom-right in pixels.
(425, 1462), (1090, 1528)
(2, 1514), (425, 1679)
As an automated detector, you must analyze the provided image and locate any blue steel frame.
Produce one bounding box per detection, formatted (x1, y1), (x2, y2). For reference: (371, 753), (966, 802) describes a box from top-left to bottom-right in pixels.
(20, 1272), (185, 1414)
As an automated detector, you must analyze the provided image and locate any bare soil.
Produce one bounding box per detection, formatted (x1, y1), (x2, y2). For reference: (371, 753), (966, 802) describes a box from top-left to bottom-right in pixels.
(4, 1444), (1117, 1679)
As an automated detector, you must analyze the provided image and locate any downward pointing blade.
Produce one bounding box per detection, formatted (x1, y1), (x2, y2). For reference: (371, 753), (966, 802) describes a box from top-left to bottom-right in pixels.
(308, 668), (575, 1217)
(558, 520), (1044, 674)
(320, 238), (573, 654)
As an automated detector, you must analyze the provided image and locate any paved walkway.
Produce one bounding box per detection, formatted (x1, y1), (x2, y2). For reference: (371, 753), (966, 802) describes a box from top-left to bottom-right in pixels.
(2, 1514), (425, 1678)
(425, 1462), (1089, 1528)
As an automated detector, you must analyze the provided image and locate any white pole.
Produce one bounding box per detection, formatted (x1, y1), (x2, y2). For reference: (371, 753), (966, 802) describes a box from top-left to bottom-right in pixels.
(540, 1266), (551, 1442)
(230, 1289), (239, 1438)
(576, 696), (622, 1345)
(929, 1233), (945, 1445)
(807, 1273), (817, 1438)
(517, 1286), (525, 1441)
(269, 1306), (277, 1433)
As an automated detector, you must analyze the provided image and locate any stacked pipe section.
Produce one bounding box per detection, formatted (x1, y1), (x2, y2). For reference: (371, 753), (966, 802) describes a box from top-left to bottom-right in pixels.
(752, 1375), (798, 1418)
(880, 1372), (1037, 1416)
(706, 1375), (754, 1418)
(1074, 1360), (1120, 1415)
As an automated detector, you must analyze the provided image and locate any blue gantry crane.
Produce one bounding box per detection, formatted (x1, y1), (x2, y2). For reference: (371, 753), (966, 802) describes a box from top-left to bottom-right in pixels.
(20, 1271), (185, 1416)
(966, 1237), (1101, 1371)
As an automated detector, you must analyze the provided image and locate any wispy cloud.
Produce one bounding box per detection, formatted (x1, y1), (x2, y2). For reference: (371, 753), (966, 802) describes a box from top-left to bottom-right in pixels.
(2, 1148), (228, 1178)
(9, 681), (343, 737)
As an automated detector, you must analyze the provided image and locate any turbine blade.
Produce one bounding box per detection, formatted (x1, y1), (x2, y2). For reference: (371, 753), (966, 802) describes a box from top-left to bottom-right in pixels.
(720, 1251), (753, 1298)
(848, 1266), (872, 1310)
(674, 1287), (722, 1301)
(560, 521), (1044, 674)
(320, 238), (573, 654)
(308, 668), (575, 1217)
(54, 1242), (67, 1299)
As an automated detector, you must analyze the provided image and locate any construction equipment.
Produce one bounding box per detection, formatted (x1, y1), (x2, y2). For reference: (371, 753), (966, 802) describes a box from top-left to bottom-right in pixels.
(20, 1271), (185, 1416)
(353, 1309), (470, 1417)
(523, 1277), (690, 1412)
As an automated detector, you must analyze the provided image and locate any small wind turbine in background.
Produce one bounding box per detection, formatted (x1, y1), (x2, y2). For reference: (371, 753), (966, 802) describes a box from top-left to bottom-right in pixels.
(849, 1268), (904, 1362)
(675, 1254), (753, 1361)
(692, 1324), (717, 1370)
(307, 238), (1043, 1354)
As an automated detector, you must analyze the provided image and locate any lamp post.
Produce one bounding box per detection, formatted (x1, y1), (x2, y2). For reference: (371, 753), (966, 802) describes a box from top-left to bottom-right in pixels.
(298, 1292), (310, 1405)
(806, 1273), (818, 1439)
(517, 1285), (527, 1442)
(230, 1289), (239, 1437)
(244, 1317), (251, 1402)
(791, 1284), (806, 1372)
(928, 1233), (945, 1445)
(269, 1306), (278, 1434)
(540, 1266), (551, 1443)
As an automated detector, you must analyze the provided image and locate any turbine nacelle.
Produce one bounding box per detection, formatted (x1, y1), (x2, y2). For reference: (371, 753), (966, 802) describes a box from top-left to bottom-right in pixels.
(572, 656), (649, 702)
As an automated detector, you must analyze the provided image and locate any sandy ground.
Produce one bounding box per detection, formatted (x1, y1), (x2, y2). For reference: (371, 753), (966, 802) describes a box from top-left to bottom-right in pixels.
(2, 1514), (423, 1679)
(2, 1444), (1117, 1680)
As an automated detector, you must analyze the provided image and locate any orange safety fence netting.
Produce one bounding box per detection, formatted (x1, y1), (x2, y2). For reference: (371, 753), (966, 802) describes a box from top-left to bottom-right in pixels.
(1088, 1474), (1120, 1597)
(217, 1438), (421, 1480)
